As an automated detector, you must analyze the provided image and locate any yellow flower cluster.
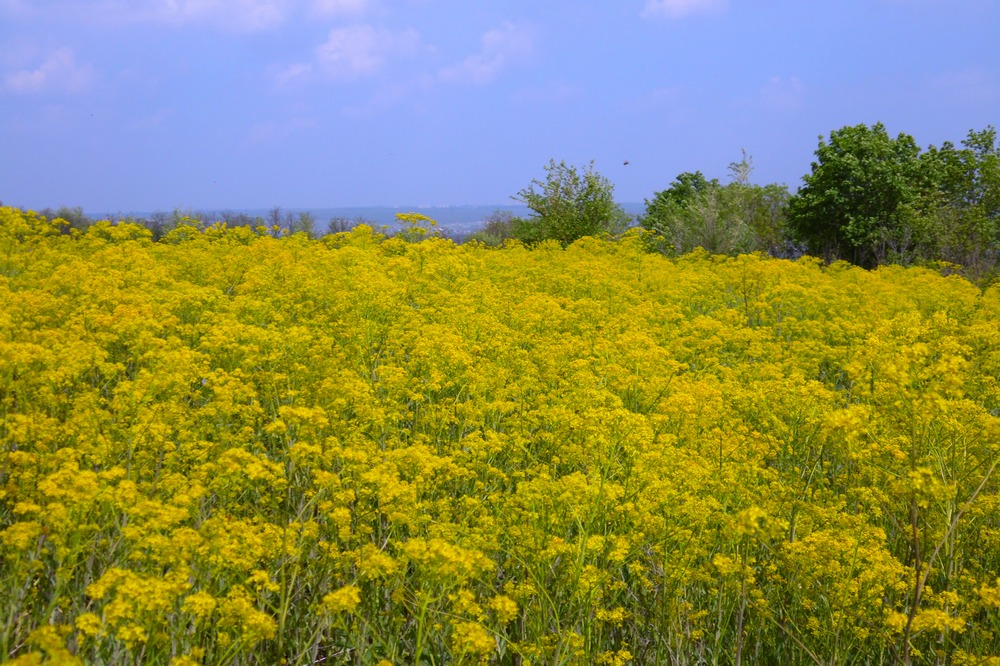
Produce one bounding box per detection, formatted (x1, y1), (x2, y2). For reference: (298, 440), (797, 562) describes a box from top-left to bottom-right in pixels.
(2, 206), (1000, 663)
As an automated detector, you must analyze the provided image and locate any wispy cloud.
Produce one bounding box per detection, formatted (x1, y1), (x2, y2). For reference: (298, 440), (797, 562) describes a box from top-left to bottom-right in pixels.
(5, 0), (297, 31)
(273, 23), (422, 87)
(342, 73), (435, 118)
(308, 0), (370, 17)
(0, 0), (32, 17)
(439, 22), (535, 85)
(758, 75), (805, 111)
(642, 0), (728, 19)
(133, 0), (294, 31)
(276, 19), (536, 117)
(317, 25), (420, 79)
(5, 48), (95, 94)
(271, 62), (314, 87)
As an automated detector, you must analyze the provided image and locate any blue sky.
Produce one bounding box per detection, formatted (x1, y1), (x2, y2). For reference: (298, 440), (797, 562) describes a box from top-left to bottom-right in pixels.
(1, 0), (998, 213)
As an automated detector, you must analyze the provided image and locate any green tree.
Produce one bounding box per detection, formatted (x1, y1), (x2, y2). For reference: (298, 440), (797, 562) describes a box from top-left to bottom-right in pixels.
(326, 217), (355, 235)
(787, 123), (922, 268)
(290, 211), (317, 239)
(641, 154), (790, 256)
(512, 159), (630, 244)
(641, 171), (717, 252)
(644, 171), (715, 216)
(913, 126), (1000, 277)
(963, 125), (1000, 218)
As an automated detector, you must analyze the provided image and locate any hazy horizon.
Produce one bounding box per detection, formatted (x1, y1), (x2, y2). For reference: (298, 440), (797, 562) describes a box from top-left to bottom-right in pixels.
(65, 202), (649, 233)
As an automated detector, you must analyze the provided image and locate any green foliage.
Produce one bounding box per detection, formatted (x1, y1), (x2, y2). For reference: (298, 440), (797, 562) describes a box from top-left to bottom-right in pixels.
(911, 127), (1000, 278)
(289, 212), (317, 239)
(641, 154), (791, 256)
(36, 205), (92, 233)
(781, 123), (1000, 276)
(512, 159), (631, 244)
(787, 123), (923, 268)
(644, 170), (715, 220)
(464, 210), (523, 247)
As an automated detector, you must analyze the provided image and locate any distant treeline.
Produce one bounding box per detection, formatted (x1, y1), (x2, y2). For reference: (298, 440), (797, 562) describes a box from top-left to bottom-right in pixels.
(14, 122), (1000, 281)
(23, 206), (394, 243)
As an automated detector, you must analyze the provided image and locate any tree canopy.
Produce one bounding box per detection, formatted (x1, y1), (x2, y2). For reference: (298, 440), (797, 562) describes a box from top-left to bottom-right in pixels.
(641, 154), (789, 257)
(512, 160), (631, 245)
(786, 123), (923, 268)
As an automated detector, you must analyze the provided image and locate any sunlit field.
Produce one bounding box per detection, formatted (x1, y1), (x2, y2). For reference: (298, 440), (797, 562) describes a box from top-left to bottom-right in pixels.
(2, 206), (1000, 665)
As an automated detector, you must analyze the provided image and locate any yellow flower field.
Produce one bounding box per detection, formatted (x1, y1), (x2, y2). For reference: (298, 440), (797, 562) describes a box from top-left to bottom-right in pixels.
(2, 206), (1000, 665)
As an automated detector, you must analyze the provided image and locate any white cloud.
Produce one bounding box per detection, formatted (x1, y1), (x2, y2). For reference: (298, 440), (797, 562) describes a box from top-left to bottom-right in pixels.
(315, 24), (420, 79)
(275, 24), (421, 85)
(758, 75), (805, 111)
(439, 22), (535, 85)
(5, 48), (95, 94)
(642, 0), (727, 19)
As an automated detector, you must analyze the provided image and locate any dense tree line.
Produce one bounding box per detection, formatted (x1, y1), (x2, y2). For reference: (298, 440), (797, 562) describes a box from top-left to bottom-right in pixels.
(638, 123), (999, 279)
(639, 151), (794, 258)
(786, 123), (999, 272)
(478, 123), (998, 281)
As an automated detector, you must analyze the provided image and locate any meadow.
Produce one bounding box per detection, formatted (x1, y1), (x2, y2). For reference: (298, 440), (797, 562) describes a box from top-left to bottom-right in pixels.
(2, 206), (1000, 665)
